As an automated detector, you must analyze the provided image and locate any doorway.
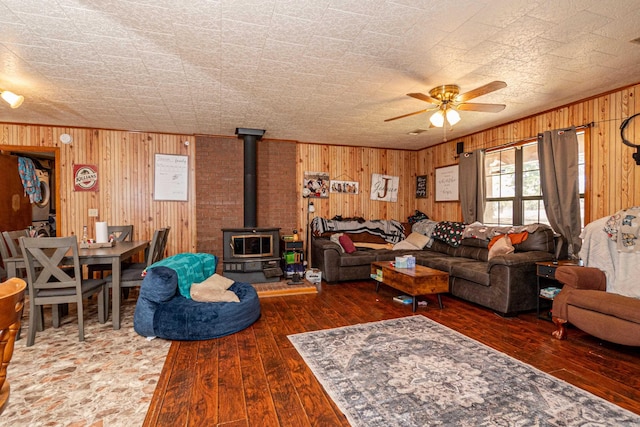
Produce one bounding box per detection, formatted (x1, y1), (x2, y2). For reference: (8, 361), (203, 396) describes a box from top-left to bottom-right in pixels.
(0, 145), (61, 235)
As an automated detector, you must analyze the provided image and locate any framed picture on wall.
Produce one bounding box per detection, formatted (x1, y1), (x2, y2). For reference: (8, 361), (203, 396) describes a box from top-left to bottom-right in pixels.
(330, 180), (359, 194)
(416, 175), (427, 198)
(303, 171), (329, 198)
(435, 165), (459, 202)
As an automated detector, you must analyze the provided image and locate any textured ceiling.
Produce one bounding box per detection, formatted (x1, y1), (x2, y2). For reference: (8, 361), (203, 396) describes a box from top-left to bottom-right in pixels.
(1, 0), (640, 150)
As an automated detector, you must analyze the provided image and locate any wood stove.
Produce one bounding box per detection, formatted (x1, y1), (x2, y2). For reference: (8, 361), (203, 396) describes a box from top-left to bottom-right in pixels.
(221, 128), (282, 283)
(222, 228), (281, 283)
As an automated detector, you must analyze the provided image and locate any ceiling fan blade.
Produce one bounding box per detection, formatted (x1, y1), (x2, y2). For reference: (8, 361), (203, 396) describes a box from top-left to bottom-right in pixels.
(455, 81), (507, 103)
(407, 92), (440, 105)
(384, 109), (431, 122)
(457, 102), (506, 113)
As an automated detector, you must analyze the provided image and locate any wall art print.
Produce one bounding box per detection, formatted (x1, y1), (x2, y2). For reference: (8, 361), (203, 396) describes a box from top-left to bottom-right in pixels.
(303, 171), (330, 198)
(370, 173), (399, 202)
(331, 180), (359, 194)
(73, 164), (99, 192)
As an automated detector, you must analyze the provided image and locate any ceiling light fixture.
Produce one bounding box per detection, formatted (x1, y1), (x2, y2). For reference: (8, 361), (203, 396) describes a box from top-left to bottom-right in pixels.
(430, 106), (460, 128)
(1, 90), (24, 108)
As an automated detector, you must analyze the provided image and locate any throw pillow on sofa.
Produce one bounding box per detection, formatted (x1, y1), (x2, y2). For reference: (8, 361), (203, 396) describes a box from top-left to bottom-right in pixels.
(488, 234), (515, 259)
(330, 233), (345, 252)
(393, 240), (420, 250)
(404, 232), (431, 249)
(338, 234), (357, 253)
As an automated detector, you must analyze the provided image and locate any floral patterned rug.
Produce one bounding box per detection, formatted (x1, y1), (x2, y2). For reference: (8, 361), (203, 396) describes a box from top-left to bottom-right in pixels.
(2, 295), (171, 427)
(289, 315), (640, 426)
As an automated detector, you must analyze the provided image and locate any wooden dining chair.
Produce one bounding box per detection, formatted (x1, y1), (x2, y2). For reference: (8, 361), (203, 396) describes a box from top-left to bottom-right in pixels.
(19, 236), (107, 347)
(2, 230), (29, 259)
(105, 227), (169, 299)
(87, 225), (134, 279)
(0, 235), (10, 281)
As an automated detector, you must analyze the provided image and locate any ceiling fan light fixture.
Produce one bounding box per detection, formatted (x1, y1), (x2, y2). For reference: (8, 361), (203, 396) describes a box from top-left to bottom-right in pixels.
(446, 108), (461, 126)
(1, 90), (24, 109)
(430, 110), (445, 127)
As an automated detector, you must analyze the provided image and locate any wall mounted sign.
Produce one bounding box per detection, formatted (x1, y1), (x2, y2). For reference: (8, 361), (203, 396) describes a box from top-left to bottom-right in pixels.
(154, 154), (189, 201)
(416, 175), (427, 198)
(303, 171), (330, 198)
(435, 164), (459, 202)
(370, 173), (399, 202)
(73, 164), (99, 192)
(330, 180), (359, 194)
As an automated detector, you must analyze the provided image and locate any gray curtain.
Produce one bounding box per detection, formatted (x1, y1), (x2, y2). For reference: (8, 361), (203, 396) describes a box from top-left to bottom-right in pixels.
(538, 127), (581, 258)
(459, 149), (485, 224)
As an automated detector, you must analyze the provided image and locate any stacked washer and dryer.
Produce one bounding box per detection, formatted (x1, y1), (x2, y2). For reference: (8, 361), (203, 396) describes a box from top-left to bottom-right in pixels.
(32, 168), (54, 237)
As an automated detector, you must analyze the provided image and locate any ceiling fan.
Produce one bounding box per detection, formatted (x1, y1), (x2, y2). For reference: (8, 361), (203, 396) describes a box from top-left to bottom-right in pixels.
(385, 81), (507, 127)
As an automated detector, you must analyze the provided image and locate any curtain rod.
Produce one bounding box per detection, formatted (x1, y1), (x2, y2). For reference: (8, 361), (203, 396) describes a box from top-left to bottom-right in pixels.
(484, 122), (594, 153)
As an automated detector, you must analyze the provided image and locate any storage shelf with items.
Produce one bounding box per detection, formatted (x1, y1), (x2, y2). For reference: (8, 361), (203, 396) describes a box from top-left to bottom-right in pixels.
(535, 260), (579, 320)
(281, 236), (305, 279)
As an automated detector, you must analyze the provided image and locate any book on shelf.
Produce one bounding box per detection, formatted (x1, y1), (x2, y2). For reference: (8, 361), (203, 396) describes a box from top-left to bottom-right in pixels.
(540, 287), (562, 299)
(393, 295), (413, 305)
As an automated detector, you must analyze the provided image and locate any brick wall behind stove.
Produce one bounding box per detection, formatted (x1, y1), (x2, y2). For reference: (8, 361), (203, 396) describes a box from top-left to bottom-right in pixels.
(195, 135), (297, 261)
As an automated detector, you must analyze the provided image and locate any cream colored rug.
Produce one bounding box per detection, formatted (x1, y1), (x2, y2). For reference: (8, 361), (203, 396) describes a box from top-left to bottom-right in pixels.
(2, 293), (171, 427)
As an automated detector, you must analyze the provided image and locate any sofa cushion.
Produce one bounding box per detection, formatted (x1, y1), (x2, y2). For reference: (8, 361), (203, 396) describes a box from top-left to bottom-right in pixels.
(421, 256), (476, 274)
(514, 227), (554, 253)
(461, 238), (489, 249)
(451, 261), (491, 286)
(338, 251), (377, 267)
(568, 290), (640, 324)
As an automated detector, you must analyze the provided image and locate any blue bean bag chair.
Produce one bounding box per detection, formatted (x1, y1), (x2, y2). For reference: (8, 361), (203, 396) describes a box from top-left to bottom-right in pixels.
(134, 260), (261, 340)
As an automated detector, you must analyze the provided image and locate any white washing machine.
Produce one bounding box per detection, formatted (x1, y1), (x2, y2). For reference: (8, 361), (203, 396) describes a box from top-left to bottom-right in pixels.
(32, 169), (51, 222)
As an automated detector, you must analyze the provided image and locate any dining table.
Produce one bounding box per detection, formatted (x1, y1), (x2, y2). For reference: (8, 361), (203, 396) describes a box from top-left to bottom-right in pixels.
(5, 239), (149, 330)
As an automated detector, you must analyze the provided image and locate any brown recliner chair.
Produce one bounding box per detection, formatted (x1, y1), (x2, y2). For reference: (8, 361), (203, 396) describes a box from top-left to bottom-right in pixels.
(552, 266), (640, 346)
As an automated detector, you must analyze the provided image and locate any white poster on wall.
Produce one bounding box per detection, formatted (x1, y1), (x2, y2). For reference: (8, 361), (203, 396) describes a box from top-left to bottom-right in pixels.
(154, 154), (189, 201)
(370, 173), (399, 202)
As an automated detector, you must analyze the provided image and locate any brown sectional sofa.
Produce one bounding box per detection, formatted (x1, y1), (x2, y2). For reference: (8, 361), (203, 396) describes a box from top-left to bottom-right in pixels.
(311, 224), (556, 316)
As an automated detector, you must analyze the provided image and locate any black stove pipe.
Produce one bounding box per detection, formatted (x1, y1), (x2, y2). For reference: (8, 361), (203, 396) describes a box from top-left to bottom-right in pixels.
(235, 128), (265, 228)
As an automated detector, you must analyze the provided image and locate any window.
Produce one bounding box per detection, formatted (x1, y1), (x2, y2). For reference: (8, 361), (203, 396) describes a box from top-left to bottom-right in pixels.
(483, 132), (585, 226)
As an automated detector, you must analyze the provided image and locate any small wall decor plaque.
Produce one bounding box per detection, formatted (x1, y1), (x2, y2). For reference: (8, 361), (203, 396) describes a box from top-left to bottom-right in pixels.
(416, 175), (427, 198)
(73, 164), (99, 192)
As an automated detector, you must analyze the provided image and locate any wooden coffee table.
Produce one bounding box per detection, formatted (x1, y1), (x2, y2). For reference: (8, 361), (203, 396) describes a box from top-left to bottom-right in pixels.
(371, 261), (449, 312)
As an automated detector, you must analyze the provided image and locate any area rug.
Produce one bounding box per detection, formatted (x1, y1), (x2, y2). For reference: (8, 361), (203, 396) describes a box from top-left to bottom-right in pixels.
(1, 296), (171, 427)
(288, 315), (640, 427)
(252, 279), (318, 298)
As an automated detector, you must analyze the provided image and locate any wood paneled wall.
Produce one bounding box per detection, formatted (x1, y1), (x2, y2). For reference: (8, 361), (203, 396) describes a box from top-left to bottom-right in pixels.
(296, 144), (418, 230)
(2, 82), (638, 259)
(0, 125), (196, 256)
(415, 83), (640, 223)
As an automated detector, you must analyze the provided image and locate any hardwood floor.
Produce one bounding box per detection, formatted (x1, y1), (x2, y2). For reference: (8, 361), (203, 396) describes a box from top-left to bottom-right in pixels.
(144, 281), (640, 426)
